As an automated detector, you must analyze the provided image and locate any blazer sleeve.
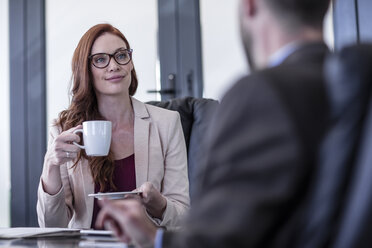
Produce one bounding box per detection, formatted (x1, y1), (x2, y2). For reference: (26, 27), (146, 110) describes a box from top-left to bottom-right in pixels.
(36, 124), (74, 227)
(163, 76), (306, 247)
(158, 112), (190, 229)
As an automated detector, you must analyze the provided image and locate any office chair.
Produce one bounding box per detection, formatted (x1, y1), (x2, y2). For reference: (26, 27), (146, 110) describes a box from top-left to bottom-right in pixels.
(147, 97), (219, 200)
(299, 44), (372, 248)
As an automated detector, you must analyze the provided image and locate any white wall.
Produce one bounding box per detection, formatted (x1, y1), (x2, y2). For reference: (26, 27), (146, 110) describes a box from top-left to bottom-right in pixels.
(201, 1), (334, 100)
(0, 0), (10, 227)
(46, 0), (159, 127)
(200, 0), (247, 100)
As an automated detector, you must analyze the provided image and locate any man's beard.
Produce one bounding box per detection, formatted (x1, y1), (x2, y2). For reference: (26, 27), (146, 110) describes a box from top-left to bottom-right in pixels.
(242, 35), (256, 72)
(239, 20), (256, 72)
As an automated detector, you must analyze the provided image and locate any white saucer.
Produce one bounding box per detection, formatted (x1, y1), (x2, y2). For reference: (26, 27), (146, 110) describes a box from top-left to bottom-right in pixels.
(88, 191), (142, 200)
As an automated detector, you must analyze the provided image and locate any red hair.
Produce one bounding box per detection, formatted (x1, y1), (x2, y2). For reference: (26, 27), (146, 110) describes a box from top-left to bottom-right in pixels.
(56, 24), (138, 191)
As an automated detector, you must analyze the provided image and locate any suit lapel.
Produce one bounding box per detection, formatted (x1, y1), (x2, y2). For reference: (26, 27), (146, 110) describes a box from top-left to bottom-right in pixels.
(132, 97), (150, 187)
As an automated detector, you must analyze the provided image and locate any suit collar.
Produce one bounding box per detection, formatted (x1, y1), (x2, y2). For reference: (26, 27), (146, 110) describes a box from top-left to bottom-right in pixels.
(282, 41), (329, 66)
(268, 41), (301, 67)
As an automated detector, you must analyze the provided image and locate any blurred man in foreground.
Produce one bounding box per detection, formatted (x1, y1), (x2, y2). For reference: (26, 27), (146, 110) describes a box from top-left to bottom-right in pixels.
(96, 0), (331, 247)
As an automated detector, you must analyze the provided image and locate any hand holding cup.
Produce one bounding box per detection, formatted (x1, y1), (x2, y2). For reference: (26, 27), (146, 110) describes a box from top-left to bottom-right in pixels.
(42, 120), (112, 195)
(46, 125), (82, 168)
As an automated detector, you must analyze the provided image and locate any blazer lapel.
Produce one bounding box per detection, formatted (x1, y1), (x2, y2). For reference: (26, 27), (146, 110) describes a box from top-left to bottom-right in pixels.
(132, 97), (150, 187)
(68, 159), (94, 228)
(80, 160), (94, 226)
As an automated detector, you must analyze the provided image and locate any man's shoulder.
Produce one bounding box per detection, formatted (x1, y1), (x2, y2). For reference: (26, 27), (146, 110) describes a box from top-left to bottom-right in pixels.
(218, 71), (288, 118)
(227, 59), (325, 99)
(223, 69), (288, 102)
(220, 63), (327, 125)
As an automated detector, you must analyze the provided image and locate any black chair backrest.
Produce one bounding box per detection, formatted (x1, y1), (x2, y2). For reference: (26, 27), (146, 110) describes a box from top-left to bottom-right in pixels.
(299, 44), (372, 248)
(147, 97), (219, 200)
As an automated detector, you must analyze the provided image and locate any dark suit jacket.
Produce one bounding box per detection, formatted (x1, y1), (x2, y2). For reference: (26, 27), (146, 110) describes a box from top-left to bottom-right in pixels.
(163, 42), (329, 248)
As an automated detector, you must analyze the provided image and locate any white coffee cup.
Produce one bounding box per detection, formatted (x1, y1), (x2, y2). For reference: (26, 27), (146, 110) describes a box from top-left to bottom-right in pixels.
(73, 120), (112, 156)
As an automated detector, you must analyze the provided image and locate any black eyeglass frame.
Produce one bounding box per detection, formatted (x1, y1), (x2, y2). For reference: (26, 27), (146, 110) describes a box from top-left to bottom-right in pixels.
(88, 48), (133, 69)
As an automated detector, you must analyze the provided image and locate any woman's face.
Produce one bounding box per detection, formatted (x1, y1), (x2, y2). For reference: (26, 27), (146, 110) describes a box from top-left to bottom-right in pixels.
(90, 32), (133, 98)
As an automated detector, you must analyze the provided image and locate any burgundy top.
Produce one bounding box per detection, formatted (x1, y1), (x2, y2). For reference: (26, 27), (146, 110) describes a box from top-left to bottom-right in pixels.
(91, 154), (136, 228)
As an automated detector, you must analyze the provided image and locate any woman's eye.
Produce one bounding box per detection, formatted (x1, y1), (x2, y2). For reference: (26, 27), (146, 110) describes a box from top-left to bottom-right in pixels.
(116, 52), (128, 60)
(95, 56), (107, 64)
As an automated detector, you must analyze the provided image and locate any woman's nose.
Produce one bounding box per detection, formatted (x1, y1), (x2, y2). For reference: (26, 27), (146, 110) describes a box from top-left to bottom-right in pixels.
(107, 57), (120, 71)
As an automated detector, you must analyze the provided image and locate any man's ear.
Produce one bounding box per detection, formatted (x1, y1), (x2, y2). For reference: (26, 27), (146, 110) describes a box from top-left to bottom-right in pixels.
(241, 0), (257, 17)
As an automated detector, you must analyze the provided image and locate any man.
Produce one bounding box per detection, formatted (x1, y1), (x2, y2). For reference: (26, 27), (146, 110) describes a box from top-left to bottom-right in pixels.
(96, 0), (331, 247)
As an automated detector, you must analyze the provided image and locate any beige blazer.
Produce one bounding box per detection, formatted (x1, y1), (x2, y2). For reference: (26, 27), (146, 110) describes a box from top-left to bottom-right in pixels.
(37, 97), (190, 229)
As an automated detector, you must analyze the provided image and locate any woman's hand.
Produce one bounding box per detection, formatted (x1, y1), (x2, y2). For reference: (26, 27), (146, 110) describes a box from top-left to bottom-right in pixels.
(46, 125), (82, 167)
(127, 182), (167, 219)
(41, 125), (82, 195)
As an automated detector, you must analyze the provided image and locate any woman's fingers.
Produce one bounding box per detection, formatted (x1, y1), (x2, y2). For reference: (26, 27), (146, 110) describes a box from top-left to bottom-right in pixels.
(137, 182), (167, 219)
(67, 124), (83, 133)
(124, 194), (141, 201)
(59, 125), (82, 143)
(50, 124), (83, 165)
(41, 124), (84, 194)
(138, 182), (153, 201)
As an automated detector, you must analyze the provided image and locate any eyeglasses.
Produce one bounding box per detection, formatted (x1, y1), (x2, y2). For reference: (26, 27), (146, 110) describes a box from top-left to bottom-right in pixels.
(89, 49), (133, 69)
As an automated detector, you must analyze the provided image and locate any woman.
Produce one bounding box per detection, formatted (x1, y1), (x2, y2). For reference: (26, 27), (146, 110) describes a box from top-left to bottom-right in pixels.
(37, 24), (189, 230)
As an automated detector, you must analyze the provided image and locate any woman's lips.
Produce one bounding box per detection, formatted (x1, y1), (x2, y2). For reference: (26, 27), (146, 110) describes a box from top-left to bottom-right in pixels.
(106, 75), (124, 82)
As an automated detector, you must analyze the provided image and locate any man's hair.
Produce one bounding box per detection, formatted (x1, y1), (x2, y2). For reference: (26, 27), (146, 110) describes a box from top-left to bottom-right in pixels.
(264, 0), (330, 29)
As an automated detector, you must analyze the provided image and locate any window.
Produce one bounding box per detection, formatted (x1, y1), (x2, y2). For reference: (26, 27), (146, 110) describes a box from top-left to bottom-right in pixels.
(0, 0), (10, 228)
